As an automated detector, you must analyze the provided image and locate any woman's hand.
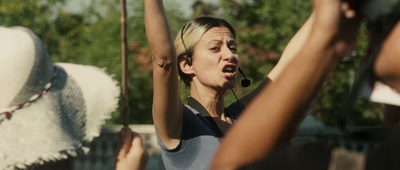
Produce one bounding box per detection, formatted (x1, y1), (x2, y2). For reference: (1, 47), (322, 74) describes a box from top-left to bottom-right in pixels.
(115, 126), (149, 170)
(311, 0), (362, 60)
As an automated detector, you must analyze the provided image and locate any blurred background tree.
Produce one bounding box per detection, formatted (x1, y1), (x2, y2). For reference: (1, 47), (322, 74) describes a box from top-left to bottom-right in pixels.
(0, 0), (384, 126)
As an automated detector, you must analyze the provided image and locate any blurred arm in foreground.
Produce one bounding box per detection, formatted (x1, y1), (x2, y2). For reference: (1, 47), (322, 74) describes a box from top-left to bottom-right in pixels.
(211, 0), (363, 169)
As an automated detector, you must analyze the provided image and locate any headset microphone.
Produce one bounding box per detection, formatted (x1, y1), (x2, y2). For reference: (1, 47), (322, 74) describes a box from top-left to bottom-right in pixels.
(238, 67), (251, 87)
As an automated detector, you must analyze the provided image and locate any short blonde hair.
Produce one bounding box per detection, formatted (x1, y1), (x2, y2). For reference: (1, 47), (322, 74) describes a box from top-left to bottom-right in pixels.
(174, 16), (236, 87)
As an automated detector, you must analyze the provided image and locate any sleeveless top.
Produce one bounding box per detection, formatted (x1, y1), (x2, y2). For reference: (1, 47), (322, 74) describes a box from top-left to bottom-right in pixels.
(156, 100), (243, 170)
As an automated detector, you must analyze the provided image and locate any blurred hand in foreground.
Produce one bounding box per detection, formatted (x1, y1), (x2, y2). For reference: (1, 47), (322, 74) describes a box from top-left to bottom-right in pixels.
(115, 126), (149, 170)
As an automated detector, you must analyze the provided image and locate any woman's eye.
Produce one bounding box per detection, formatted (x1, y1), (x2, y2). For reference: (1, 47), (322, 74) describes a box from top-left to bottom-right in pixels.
(230, 47), (238, 52)
(210, 47), (220, 51)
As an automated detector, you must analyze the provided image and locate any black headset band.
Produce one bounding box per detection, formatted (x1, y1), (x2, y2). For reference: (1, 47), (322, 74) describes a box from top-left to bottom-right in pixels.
(180, 24), (192, 66)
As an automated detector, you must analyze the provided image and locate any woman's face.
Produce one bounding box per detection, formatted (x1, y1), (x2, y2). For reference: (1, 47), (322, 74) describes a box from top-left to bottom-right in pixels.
(190, 26), (239, 91)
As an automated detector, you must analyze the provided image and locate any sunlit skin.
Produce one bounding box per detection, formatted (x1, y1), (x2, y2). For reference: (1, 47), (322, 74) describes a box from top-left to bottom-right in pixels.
(184, 27), (239, 93)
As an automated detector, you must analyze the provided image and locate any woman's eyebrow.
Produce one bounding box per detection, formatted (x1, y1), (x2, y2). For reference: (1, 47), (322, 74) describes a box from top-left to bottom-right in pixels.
(206, 40), (223, 46)
(228, 40), (237, 46)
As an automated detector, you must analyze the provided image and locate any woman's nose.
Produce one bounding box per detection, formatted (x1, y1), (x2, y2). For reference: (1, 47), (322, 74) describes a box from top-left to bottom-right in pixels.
(222, 47), (237, 63)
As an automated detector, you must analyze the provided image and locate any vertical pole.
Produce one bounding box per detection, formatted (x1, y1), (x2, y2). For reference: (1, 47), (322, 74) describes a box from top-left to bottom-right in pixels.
(120, 0), (129, 127)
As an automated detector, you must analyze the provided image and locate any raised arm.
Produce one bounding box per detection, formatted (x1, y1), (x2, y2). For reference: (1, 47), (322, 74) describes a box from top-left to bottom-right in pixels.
(238, 11), (315, 106)
(144, 0), (183, 149)
(267, 12), (315, 81)
(373, 21), (400, 92)
(211, 0), (362, 169)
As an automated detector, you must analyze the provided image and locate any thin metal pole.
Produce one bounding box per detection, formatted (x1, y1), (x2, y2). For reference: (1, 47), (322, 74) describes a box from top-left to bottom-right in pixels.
(120, 0), (129, 127)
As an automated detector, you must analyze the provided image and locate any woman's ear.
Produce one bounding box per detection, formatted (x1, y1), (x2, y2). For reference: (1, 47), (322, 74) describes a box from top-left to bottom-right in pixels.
(179, 57), (195, 75)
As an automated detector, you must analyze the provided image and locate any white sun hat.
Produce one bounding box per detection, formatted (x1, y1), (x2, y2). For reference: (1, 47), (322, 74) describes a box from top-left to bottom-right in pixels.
(0, 26), (120, 169)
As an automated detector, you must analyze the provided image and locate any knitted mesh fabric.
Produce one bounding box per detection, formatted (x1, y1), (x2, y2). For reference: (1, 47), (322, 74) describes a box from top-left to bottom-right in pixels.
(9, 27), (54, 107)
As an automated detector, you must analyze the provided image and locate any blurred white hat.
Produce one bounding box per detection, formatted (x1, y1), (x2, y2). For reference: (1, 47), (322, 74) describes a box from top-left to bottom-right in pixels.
(0, 26), (120, 169)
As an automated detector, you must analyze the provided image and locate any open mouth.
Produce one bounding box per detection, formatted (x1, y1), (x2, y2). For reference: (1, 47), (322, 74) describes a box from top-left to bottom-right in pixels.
(222, 65), (237, 77)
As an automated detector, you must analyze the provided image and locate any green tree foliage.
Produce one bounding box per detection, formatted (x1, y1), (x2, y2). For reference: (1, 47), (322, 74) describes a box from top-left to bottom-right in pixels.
(0, 0), (384, 125)
(0, 0), (64, 56)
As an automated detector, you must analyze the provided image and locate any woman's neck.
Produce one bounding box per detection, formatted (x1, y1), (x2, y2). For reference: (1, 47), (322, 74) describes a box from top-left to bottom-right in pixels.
(189, 84), (225, 117)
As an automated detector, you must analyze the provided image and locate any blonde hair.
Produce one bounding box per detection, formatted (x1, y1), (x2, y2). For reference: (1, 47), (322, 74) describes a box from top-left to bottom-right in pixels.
(174, 16), (236, 87)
